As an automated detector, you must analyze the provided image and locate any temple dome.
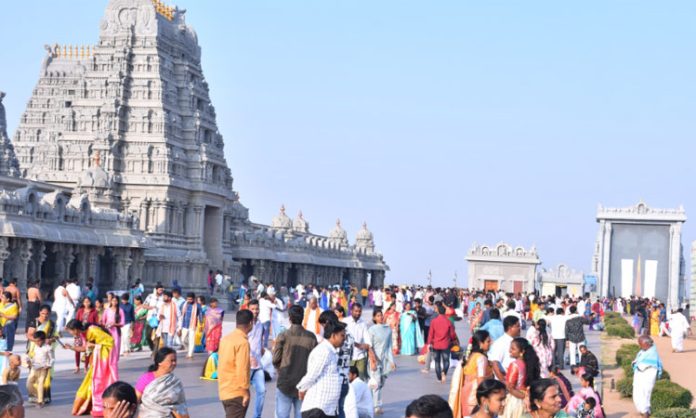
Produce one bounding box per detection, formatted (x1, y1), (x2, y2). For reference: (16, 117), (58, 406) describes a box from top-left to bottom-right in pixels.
(328, 219), (349, 248)
(78, 165), (111, 189)
(272, 205), (292, 230)
(355, 222), (375, 253)
(293, 211), (309, 233)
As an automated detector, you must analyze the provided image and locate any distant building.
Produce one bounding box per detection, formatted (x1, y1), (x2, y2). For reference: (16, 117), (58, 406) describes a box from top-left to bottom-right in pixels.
(538, 264), (583, 298)
(593, 201), (686, 308)
(466, 243), (541, 293)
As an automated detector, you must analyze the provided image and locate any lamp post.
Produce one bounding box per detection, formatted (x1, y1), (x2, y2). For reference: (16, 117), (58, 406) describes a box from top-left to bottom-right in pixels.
(427, 270), (432, 287)
(453, 271), (458, 289)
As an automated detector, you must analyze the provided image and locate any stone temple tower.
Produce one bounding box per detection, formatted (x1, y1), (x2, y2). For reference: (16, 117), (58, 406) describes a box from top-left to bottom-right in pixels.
(11, 0), (249, 285)
(0, 92), (20, 177)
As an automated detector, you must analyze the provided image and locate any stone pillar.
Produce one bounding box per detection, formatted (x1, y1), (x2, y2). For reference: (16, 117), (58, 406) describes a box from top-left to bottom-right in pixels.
(76, 249), (89, 286)
(193, 206), (204, 243)
(88, 247), (102, 281)
(669, 223), (682, 309)
(601, 222), (612, 297)
(0, 238), (10, 279)
(29, 241), (46, 283)
(114, 248), (133, 290)
(64, 245), (76, 280)
(15, 240), (33, 290)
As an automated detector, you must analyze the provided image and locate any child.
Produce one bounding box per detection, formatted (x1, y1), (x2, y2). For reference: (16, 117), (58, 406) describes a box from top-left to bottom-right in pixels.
(27, 331), (54, 407)
(1, 354), (21, 385)
(577, 397), (596, 418)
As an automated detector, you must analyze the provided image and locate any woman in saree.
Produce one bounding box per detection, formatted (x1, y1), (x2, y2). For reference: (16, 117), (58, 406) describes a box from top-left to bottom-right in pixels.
(194, 296), (208, 353)
(469, 302), (483, 333)
(0, 292), (19, 351)
(75, 298), (99, 373)
(204, 298), (224, 353)
(130, 296), (148, 352)
(368, 309), (396, 416)
(65, 319), (119, 417)
(95, 299), (105, 325)
(448, 330), (493, 418)
(137, 347), (190, 418)
(649, 305), (660, 336)
(399, 302), (424, 355)
(503, 338), (541, 418)
(102, 295), (125, 358)
(27, 305), (58, 404)
(383, 303), (401, 356)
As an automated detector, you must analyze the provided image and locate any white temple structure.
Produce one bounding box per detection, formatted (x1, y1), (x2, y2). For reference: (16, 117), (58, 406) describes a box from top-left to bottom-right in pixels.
(466, 243), (541, 293)
(593, 201), (686, 308)
(0, 0), (388, 294)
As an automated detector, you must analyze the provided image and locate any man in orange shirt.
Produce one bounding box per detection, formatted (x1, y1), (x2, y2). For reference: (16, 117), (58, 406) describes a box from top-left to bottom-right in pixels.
(218, 309), (254, 418)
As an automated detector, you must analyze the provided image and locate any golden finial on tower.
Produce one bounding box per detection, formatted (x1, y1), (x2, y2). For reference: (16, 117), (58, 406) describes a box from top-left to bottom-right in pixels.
(62, 45), (67, 57)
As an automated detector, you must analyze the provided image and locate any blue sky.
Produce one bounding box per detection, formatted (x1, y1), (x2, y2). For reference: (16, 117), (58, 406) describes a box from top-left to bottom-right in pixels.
(2, 1), (696, 287)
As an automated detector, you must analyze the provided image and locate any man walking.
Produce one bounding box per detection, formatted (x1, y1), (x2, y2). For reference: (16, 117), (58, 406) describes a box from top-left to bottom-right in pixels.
(565, 306), (589, 367)
(248, 299), (267, 418)
(426, 305), (457, 384)
(157, 291), (178, 348)
(219, 309), (253, 418)
(178, 292), (203, 358)
(120, 293), (135, 356)
(632, 335), (663, 418)
(297, 321), (347, 418)
(342, 303), (373, 381)
(273, 305), (318, 418)
(65, 278), (81, 323)
(549, 307), (567, 369)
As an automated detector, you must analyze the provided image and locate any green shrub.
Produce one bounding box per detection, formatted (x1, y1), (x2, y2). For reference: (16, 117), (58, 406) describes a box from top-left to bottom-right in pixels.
(605, 311), (621, 319)
(606, 324), (635, 339)
(617, 376), (633, 397)
(616, 369), (672, 396)
(616, 344), (641, 367)
(651, 380), (694, 411)
(652, 408), (696, 418)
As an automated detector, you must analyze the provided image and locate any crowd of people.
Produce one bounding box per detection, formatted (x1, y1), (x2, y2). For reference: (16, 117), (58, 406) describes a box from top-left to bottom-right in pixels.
(0, 274), (690, 418)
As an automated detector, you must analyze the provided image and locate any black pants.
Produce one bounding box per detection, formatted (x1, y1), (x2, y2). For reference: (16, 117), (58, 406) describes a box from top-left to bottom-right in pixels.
(302, 409), (337, 418)
(222, 397), (248, 418)
(433, 349), (450, 380)
(337, 380), (349, 418)
(554, 338), (566, 369)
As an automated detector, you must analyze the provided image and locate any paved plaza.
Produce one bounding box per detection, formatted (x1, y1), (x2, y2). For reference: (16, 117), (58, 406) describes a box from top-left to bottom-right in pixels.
(23, 310), (469, 417)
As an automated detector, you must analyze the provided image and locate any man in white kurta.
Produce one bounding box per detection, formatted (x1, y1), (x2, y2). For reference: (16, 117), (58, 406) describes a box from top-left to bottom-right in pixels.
(668, 308), (690, 353)
(632, 336), (663, 418)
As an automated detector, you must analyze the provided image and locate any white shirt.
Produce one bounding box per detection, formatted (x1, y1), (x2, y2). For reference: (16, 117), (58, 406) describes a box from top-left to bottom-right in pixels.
(297, 340), (341, 416)
(669, 312), (689, 336)
(549, 314), (568, 340)
(488, 332), (514, 374)
(32, 344), (54, 369)
(349, 379), (374, 418)
(502, 310), (521, 321)
(215, 273), (223, 286)
(52, 286), (68, 313)
(158, 302), (176, 334)
(373, 290), (383, 306)
(259, 298), (281, 323)
(342, 317), (372, 360)
(144, 293), (163, 320)
(66, 283), (81, 307)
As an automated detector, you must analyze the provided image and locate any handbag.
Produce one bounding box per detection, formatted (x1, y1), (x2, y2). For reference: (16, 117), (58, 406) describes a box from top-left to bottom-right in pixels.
(148, 316), (159, 329)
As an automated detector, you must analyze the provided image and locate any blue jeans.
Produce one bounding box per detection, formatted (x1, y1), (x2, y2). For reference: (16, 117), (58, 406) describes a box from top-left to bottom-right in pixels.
(3, 320), (16, 351)
(262, 321), (271, 348)
(338, 380), (349, 418)
(251, 369), (266, 418)
(275, 390), (301, 418)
